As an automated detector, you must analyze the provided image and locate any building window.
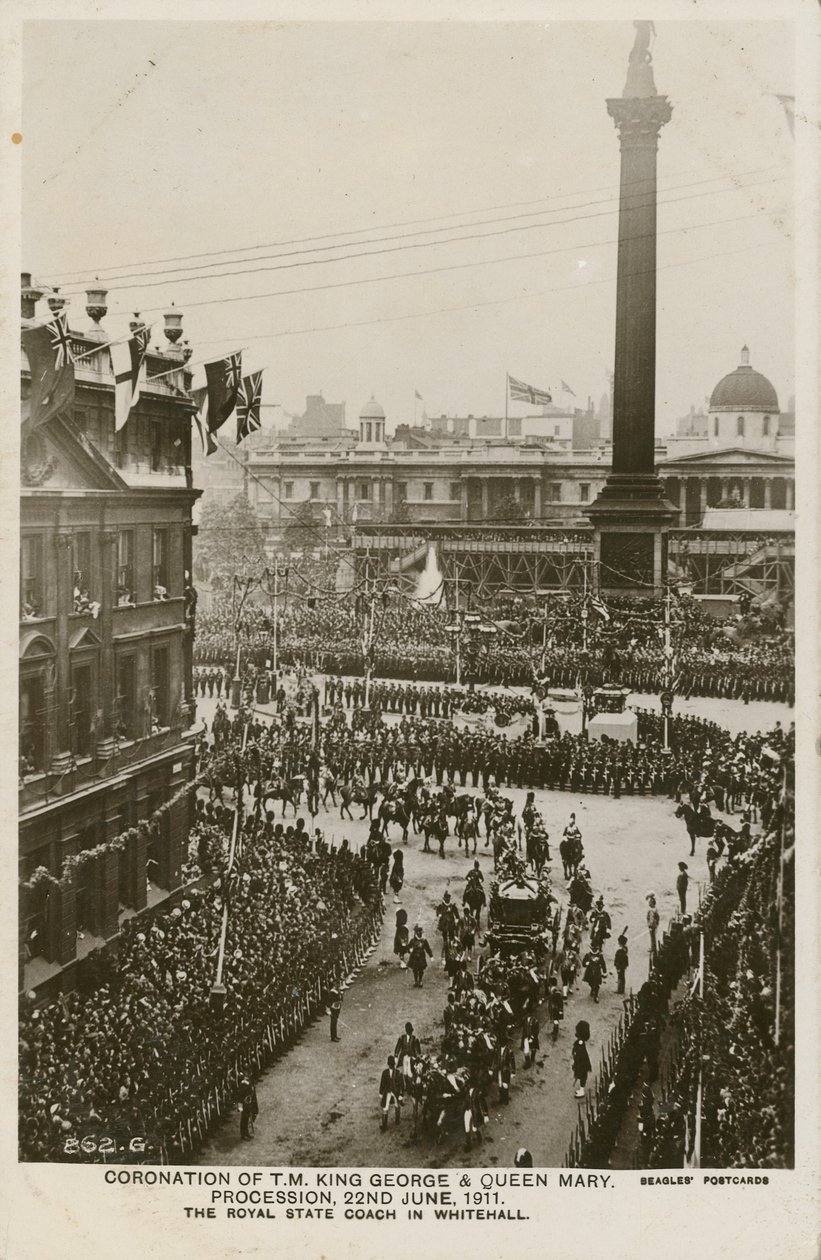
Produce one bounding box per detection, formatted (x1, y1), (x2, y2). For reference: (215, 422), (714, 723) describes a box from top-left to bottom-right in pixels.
(152, 528), (169, 598)
(284, 482), (293, 499)
(358, 481), (371, 501)
(150, 646), (170, 729)
(554, 424), (561, 436)
(423, 482), (434, 502)
(762, 415), (770, 436)
(397, 482), (408, 501)
(714, 415), (719, 437)
(737, 415), (745, 438)
(310, 481), (320, 499)
(74, 409), (87, 433)
(116, 531), (134, 605)
(115, 655), (137, 740)
(579, 483), (590, 503)
(114, 427), (127, 469)
(70, 661), (95, 758)
(20, 671), (46, 774)
(72, 532), (93, 611)
(549, 483), (562, 502)
(20, 535), (44, 618)
(450, 481), (461, 501)
(150, 420), (163, 471)
(365, 422), (372, 443)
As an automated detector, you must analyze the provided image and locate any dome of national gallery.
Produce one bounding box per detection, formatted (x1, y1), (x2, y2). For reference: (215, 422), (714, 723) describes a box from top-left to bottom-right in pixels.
(709, 346), (779, 413)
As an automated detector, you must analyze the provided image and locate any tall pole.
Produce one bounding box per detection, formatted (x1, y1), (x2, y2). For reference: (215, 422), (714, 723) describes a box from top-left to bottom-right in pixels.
(586, 23), (675, 593)
(364, 594), (376, 709)
(663, 585), (672, 751)
(774, 756), (788, 1047)
(272, 565), (279, 697)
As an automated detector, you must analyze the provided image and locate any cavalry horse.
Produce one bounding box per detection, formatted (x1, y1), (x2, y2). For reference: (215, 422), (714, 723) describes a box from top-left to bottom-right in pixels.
(675, 802), (715, 857)
(339, 777), (380, 821)
(261, 775), (304, 817)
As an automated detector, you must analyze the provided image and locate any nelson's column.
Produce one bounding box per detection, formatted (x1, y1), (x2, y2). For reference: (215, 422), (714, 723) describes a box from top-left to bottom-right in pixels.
(587, 21), (676, 594)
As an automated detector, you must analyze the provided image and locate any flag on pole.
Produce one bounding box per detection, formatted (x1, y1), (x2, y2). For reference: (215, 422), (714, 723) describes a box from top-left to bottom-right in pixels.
(561, 379), (576, 396)
(204, 351), (242, 436)
(415, 389), (424, 401)
(110, 328), (151, 431)
(508, 374), (552, 406)
(21, 316), (75, 429)
(192, 386), (217, 455)
(236, 370), (263, 444)
(130, 325), (151, 406)
(590, 595), (610, 622)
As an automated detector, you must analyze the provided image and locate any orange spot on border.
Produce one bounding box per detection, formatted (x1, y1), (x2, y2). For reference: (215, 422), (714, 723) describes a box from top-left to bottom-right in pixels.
(11, 132), (22, 144)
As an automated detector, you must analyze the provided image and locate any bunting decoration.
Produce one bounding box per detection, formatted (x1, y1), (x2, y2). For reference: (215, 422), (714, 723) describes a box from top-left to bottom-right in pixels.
(192, 386), (218, 455)
(508, 374), (552, 406)
(561, 379), (576, 396)
(21, 317), (76, 429)
(236, 370), (263, 444)
(110, 326), (151, 431)
(204, 351), (242, 437)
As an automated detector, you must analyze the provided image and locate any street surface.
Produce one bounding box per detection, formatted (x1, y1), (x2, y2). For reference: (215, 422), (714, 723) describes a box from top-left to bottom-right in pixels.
(193, 683), (789, 1167)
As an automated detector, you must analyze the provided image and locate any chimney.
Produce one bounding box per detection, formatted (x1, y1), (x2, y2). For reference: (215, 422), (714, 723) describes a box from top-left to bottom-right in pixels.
(163, 303), (184, 357)
(21, 272), (44, 320)
(85, 280), (109, 341)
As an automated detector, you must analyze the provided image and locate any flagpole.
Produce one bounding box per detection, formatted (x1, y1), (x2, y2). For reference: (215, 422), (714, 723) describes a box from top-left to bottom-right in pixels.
(505, 373), (509, 442)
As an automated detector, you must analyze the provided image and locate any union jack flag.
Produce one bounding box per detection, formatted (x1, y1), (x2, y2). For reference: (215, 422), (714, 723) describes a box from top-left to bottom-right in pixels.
(508, 373), (552, 406)
(236, 370), (263, 444)
(48, 314), (74, 370)
(224, 352), (242, 395)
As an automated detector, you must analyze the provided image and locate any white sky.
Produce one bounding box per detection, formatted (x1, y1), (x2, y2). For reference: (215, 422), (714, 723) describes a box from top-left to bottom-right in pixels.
(23, 19), (794, 433)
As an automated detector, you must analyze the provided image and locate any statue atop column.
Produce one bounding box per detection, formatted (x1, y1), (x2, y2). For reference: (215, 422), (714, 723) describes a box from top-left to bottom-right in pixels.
(624, 20), (657, 98)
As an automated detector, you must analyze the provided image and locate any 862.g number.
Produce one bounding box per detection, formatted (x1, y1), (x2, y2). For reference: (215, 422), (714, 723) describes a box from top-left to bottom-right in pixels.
(64, 1136), (146, 1155)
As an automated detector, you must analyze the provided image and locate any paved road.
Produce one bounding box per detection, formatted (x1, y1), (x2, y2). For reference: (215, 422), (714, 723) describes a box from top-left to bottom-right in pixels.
(196, 780), (703, 1168)
(192, 684), (787, 1167)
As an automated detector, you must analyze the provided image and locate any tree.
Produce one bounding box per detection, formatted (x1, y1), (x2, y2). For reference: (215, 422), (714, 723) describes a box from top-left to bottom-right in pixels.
(496, 492), (525, 522)
(194, 492), (267, 589)
(283, 499), (321, 551)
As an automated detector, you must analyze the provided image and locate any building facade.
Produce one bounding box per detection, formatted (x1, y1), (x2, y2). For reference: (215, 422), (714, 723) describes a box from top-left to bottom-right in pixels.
(244, 350), (794, 545)
(19, 278), (201, 992)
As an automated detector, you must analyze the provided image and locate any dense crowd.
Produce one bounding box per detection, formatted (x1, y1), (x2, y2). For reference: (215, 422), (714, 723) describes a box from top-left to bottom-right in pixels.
(19, 724), (380, 1161)
(192, 589), (793, 702)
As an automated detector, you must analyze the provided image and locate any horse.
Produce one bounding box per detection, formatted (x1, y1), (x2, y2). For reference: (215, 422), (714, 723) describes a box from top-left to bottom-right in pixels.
(463, 880), (486, 927)
(339, 778), (379, 821)
(378, 799), (412, 844)
(261, 775), (303, 817)
(526, 829), (549, 876)
(675, 802), (715, 856)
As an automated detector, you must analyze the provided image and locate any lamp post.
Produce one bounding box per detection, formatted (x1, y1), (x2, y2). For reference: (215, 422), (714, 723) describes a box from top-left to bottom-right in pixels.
(270, 562), (289, 705)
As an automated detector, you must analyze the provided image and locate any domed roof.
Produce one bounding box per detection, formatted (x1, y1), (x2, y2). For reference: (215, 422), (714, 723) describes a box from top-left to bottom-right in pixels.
(359, 395), (385, 421)
(709, 347), (779, 412)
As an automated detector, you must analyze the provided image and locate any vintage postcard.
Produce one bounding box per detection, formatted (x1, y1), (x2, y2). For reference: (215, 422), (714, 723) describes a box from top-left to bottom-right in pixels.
(2, 2), (818, 1258)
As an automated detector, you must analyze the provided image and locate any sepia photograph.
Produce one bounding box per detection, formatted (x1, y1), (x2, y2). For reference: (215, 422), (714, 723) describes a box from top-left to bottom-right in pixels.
(14, 8), (806, 1199)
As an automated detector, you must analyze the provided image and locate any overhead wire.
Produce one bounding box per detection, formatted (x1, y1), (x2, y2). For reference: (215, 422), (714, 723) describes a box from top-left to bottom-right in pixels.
(51, 167), (785, 292)
(44, 161), (786, 282)
(54, 176), (786, 299)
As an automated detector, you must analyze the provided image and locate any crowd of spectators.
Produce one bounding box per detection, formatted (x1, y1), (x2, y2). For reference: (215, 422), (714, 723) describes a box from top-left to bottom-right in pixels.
(192, 589), (793, 703)
(19, 721), (380, 1161)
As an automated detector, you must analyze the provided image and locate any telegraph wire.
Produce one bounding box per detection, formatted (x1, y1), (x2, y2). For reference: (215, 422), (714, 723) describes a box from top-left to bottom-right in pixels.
(54, 177), (785, 299)
(51, 168), (785, 291)
(44, 161), (785, 282)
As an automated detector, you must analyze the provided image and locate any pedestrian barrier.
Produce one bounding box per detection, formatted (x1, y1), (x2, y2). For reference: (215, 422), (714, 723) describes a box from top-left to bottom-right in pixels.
(164, 901), (384, 1163)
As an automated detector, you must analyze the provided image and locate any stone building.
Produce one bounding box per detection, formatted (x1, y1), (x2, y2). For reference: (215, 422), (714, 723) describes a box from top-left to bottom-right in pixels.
(19, 275), (200, 992)
(243, 350), (794, 543)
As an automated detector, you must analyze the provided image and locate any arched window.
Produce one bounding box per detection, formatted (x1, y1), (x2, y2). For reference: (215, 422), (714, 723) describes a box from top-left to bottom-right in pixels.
(762, 415), (770, 436)
(737, 415), (745, 438)
(713, 415), (719, 437)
